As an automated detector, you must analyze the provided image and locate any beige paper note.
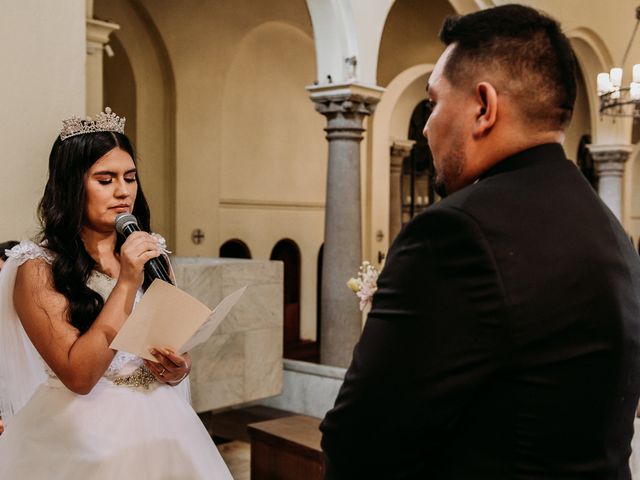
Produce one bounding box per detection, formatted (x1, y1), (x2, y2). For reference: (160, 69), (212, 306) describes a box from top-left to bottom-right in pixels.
(110, 280), (246, 361)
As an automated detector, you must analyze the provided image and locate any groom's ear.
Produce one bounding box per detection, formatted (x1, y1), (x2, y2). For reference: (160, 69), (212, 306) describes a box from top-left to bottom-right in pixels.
(472, 82), (498, 139)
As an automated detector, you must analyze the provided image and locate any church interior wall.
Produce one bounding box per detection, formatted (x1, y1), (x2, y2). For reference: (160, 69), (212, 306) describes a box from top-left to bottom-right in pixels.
(3, 0), (640, 360)
(0, 0), (86, 241)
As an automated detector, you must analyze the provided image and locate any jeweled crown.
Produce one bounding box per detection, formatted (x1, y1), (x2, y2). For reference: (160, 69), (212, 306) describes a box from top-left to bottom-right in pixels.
(60, 107), (126, 141)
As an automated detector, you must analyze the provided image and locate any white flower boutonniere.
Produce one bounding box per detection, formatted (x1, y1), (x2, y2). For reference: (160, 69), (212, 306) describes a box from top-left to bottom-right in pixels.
(347, 261), (379, 311)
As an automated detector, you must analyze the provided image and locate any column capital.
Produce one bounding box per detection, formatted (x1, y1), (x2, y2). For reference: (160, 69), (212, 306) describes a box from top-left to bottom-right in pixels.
(390, 139), (415, 170)
(307, 83), (384, 142)
(587, 144), (633, 178)
(86, 18), (119, 55)
(307, 82), (384, 116)
(390, 139), (415, 157)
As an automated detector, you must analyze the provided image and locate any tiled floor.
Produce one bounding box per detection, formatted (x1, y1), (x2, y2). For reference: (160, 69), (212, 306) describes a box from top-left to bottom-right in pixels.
(219, 440), (251, 480)
(208, 406), (298, 480)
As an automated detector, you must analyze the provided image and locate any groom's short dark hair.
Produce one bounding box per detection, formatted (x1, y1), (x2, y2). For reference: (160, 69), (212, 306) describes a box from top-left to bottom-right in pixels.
(439, 4), (577, 130)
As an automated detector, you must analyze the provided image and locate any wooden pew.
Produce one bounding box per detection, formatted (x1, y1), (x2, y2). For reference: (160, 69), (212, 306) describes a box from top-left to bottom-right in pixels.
(248, 415), (325, 480)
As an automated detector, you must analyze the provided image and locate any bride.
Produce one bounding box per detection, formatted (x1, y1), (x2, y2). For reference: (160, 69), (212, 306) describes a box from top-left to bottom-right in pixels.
(0, 109), (233, 479)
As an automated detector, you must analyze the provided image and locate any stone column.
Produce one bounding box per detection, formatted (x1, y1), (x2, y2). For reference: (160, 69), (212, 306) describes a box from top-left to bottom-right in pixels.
(308, 83), (383, 368)
(86, 18), (119, 116)
(587, 144), (632, 220)
(389, 139), (415, 243)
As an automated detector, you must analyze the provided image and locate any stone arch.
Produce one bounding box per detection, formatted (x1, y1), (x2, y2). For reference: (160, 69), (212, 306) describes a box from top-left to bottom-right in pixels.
(567, 28), (629, 145)
(220, 21), (324, 204)
(305, 0), (395, 84)
(94, 0), (176, 246)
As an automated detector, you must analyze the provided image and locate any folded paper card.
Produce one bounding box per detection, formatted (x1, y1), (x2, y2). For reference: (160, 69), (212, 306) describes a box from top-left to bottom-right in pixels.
(110, 279), (247, 361)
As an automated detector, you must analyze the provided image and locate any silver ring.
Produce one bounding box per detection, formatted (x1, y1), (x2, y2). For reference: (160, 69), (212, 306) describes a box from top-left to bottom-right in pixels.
(159, 367), (166, 377)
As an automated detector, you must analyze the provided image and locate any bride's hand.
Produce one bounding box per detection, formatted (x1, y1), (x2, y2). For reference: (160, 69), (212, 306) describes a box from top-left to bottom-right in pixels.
(118, 231), (163, 288)
(144, 348), (191, 385)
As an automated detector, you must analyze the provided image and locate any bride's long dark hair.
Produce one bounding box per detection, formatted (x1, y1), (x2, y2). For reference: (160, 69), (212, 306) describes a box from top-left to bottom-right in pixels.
(38, 131), (153, 334)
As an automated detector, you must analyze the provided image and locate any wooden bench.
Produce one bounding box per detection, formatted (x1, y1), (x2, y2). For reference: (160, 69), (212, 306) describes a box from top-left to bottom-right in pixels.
(248, 415), (325, 480)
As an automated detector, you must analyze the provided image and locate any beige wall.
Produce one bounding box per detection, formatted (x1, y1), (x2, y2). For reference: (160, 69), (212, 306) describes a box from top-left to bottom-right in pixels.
(137, 0), (316, 257)
(0, 1), (85, 242)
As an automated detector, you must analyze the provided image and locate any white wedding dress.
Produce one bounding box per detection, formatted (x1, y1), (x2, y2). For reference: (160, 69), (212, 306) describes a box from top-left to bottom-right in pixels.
(632, 419), (640, 478)
(0, 241), (233, 479)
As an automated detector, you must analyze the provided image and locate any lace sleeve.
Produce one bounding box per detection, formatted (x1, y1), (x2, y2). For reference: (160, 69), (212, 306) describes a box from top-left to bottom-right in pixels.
(6, 240), (54, 265)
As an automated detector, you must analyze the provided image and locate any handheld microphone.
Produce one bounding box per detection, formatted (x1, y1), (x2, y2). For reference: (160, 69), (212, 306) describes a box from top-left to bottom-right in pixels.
(114, 213), (173, 285)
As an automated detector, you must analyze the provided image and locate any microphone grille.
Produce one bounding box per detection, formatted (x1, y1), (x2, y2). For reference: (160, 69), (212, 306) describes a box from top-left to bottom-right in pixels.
(115, 213), (138, 235)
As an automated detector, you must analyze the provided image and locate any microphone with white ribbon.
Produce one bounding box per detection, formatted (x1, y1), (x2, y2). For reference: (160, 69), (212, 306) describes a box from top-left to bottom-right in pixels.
(115, 213), (173, 285)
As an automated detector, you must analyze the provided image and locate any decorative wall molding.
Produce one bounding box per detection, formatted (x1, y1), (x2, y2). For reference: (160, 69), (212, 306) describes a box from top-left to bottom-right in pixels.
(219, 199), (325, 210)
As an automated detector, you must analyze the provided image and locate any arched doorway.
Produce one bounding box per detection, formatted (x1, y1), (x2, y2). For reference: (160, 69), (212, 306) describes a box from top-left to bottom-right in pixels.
(270, 239), (301, 354)
(219, 239), (252, 259)
(402, 100), (436, 225)
(316, 243), (323, 351)
(577, 134), (597, 190)
(270, 239), (318, 362)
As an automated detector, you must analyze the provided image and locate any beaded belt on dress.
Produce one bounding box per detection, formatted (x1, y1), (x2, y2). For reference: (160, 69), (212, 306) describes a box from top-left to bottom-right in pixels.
(112, 365), (158, 389)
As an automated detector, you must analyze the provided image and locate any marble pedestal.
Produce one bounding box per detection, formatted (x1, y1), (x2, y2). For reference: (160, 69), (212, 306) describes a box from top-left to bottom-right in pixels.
(260, 359), (346, 419)
(173, 257), (283, 413)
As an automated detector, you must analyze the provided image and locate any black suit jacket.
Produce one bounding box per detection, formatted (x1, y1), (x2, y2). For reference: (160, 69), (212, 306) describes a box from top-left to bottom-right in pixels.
(320, 143), (640, 479)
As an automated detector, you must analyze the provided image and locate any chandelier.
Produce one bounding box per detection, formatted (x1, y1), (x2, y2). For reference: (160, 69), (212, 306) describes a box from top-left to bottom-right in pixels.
(598, 6), (640, 118)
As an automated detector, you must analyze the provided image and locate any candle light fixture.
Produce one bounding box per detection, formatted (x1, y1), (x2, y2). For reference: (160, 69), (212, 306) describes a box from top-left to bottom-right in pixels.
(598, 6), (640, 118)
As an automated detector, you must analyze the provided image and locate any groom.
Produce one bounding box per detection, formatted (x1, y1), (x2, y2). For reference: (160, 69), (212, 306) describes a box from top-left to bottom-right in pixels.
(320, 5), (640, 479)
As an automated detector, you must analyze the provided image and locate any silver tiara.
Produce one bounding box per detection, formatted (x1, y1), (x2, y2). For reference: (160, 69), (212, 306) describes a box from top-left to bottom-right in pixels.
(60, 107), (126, 141)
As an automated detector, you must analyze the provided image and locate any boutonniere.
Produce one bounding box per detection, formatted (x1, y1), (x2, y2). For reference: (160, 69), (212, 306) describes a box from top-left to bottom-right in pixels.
(347, 261), (379, 311)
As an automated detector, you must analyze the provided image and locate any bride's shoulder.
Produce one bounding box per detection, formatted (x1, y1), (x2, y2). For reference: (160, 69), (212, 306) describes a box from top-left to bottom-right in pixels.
(6, 240), (55, 266)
